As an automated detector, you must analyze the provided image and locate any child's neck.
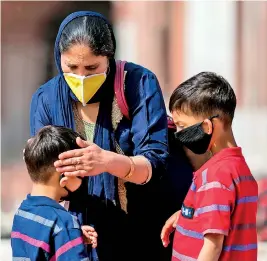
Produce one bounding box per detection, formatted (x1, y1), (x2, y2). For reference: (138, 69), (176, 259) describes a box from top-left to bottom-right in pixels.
(31, 183), (61, 202)
(210, 128), (237, 155)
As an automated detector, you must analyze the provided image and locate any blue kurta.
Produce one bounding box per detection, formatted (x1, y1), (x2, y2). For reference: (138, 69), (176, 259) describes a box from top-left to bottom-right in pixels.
(30, 60), (170, 261)
(29, 11), (193, 261)
(11, 195), (89, 261)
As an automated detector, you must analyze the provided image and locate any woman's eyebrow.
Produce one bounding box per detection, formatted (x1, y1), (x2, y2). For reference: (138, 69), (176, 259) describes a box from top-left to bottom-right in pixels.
(84, 63), (100, 68)
(65, 62), (100, 67)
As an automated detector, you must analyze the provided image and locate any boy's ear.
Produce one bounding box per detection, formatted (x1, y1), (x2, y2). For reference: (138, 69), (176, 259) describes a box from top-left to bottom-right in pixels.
(202, 119), (213, 135)
(59, 175), (68, 188)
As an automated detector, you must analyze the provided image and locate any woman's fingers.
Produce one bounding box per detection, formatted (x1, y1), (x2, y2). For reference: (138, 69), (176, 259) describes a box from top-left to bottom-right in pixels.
(54, 157), (80, 167)
(76, 137), (92, 148)
(54, 154), (92, 168)
(54, 141), (105, 177)
(57, 138), (92, 160)
(55, 154), (94, 176)
(55, 165), (83, 173)
(63, 170), (90, 177)
(58, 148), (86, 160)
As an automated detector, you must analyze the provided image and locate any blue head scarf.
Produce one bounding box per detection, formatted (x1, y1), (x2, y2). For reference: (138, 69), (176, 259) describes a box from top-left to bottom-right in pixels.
(51, 11), (117, 202)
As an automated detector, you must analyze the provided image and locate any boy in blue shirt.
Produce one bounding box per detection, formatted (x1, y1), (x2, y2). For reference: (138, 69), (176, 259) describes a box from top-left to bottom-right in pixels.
(11, 126), (97, 261)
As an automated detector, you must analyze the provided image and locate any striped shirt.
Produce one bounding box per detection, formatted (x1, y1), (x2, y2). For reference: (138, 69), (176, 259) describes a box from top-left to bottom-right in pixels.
(172, 147), (258, 261)
(11, 194), (89, 261)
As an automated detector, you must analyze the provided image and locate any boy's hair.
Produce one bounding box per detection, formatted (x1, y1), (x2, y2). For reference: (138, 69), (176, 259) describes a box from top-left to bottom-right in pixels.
(169, 72), (237, 126)
(24, 126), (83, 183)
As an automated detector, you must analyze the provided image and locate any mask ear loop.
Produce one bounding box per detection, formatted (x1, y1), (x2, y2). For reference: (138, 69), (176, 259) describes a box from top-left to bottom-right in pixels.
(206, 114), (219, 156)
(209, 114), (219, 121)
(203, 114), (219, 131)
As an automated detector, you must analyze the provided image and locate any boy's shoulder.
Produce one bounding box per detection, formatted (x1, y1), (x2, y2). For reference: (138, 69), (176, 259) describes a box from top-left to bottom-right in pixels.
(12, 198), (88, 260)
(13, 196), (81, 235)
(33, 204), (82, 233)
(195, 147), (252, 188)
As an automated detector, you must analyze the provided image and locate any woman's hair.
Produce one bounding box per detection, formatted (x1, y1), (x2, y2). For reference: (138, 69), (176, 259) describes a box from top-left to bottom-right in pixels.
(59, 15), (115, 58)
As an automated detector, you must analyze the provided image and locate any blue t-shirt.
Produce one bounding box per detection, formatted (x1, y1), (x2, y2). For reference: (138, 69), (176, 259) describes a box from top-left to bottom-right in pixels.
(11, 194), (89, 261)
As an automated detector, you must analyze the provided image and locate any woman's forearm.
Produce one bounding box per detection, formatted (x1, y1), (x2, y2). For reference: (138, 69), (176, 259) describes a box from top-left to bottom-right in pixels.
(105, 150), (152, 184)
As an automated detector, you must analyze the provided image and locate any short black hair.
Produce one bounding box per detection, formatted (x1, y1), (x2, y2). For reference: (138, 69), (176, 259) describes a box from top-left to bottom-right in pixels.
(59, 15), (116, 58)
(169, 72), (236, 126)
(24, 126), (83, 183)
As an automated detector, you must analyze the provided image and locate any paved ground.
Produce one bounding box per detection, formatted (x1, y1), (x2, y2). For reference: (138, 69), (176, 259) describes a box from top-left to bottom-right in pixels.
(1, 239), (266, 260)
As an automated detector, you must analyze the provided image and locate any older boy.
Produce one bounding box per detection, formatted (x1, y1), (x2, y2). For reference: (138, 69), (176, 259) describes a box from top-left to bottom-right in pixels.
(162, 72), (258, 261)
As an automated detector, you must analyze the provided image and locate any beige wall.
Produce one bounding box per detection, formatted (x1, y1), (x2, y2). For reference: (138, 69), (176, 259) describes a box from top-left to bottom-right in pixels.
(113, 1), (185, 98)
(236, 1), (267, 107)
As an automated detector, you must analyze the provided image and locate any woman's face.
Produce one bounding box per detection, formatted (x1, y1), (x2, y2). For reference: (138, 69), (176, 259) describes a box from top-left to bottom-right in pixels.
(61, 44), (109, 76)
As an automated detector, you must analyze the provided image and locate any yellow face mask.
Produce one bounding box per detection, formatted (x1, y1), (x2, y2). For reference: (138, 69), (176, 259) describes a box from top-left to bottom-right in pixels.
(63, 72), (107, 106)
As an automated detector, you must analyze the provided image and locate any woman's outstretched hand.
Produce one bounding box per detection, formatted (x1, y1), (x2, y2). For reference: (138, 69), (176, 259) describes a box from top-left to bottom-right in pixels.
(54, 137), (111, 177)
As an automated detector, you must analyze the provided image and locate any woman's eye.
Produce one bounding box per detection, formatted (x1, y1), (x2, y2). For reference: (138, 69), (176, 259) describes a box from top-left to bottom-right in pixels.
(85, 66), (97, 71)
(69, 65), (78, 70)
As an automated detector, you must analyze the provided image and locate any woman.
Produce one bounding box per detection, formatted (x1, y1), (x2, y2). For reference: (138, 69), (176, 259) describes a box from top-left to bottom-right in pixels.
(30, 11), (170, 261)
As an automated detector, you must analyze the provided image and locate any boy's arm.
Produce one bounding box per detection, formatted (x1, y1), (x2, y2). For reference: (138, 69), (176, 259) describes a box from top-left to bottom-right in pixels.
(51, 228), (89, 261)
(194, 168), (236, 260)
(198, 234), (224, 261)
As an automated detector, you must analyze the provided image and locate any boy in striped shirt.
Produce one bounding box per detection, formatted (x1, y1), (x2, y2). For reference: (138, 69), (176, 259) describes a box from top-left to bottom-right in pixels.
(162, 72), (258, 261)
(11, 126), (97, 261)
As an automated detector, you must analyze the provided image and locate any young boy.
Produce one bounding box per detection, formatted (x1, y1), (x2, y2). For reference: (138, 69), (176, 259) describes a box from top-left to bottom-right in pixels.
(11, 126), (97, 261)
(162, 72), (258, 261)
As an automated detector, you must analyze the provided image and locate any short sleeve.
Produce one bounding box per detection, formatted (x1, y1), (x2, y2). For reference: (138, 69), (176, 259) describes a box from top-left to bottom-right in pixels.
(125, 68), (169, 179)
(30, 87), (51, 136)
(51, 228), (89, 261)
(195, 170), (235, 236)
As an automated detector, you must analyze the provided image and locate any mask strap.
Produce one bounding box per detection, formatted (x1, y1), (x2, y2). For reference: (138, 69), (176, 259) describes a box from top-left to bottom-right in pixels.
(209, 114), (219, 121)
(205, 114), (219, 134)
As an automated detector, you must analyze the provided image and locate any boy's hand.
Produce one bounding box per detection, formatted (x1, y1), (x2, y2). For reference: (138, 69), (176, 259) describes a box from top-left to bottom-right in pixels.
(161, 210), (180, 247)
(81, 225), (98, 248)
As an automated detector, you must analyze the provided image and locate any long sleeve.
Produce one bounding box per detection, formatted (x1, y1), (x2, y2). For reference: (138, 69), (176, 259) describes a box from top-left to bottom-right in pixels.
(29, 86), (52, 136)
(125, 67), (169, 179)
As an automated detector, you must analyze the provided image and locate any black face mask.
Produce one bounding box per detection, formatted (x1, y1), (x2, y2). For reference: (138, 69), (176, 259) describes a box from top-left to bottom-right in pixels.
(174, 115), (218, 155)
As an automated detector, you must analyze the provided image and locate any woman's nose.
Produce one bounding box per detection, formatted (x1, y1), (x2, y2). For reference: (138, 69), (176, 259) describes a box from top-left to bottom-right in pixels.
(75, 68), (92, 77)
